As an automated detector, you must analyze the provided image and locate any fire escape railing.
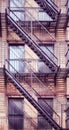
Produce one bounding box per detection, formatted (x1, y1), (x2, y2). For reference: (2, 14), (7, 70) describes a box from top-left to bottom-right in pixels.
(5, 47), (61, 127)
(9, 8), (55, 39)
(8, 47), (56, 94)
(4, 59), (62, 130)
(8, 0), (57, 46)
(7, 0), (59, 70)
(65, 48), (69, 68)
(9, 46), (56, 74)
(6, 8), (59, 72)
(34, 0), (61, 20)
(9, 6), (56, 40)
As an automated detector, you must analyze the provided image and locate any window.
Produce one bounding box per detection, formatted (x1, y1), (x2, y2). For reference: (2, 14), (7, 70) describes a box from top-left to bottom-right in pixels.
(66, 45), (69, 68)
(40, 44), (54, 57)
(10, 0), (24, 7)
(66, 99), (69, 128)
(66, 0), (69, 6)
(68, 0), (69, 8)
(9, 45), (25, 73)
(0, 13), (2, 37)
(8, 98), (24, 130)
(38, 44), (54, 73)
(10, 0), (25, 21)
(39, 10), (53, 21)
(38, 98), (53, 130)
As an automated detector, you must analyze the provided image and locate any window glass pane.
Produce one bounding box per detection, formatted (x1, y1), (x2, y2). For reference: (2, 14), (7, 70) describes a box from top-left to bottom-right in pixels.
(10, 0), (24, 8)
(10, 11), (25, 21)
(8, 98), (24, 130)
(39, 11), (53, 21)
(68, 1), (69, 7)
(38, 116), (52, 129)
(38, 98), (53, 130)
(38, 98), (53, 115)
(40, 45), (54, 57)
(9, 45), (25, 73)
(8, 98), (23, 115)
(67, 45), (69, 58)
(8, 116), (23, 130)
(38, 99), (53, 130)
(38, 61), (52, 73)
(0, 13), (2, 37)
(10, 46), (24, 59)
(10, 0), (25, 21)
(38, 45), (54, 73)
(66, 99), (69, 128)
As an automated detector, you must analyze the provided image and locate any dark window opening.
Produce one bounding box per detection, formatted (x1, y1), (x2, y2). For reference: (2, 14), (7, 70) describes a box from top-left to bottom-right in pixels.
(0, 13), (2, 37)
(66, 99), (69, 128)
(8, 98), (24, 130)
(38, 44), (54, 73)
(38, 98), (53, 130)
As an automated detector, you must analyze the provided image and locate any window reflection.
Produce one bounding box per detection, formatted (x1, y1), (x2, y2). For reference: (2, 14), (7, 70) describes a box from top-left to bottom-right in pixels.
(8, 98), (24, 130)
(9, 45), (25, 73)
(38, 44), (54, 73)
(39, 10), (53, 21)
(10, 0), (25, 21)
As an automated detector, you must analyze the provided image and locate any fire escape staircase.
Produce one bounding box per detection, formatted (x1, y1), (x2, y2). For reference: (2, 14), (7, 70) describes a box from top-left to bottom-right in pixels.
(34, 0), (61, 20)
(4, 4), (68, 129)
(4, 66), (62, 130)
(6, 10), (59, 73)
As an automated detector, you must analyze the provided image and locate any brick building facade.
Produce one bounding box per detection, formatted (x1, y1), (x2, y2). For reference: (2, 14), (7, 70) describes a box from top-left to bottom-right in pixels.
(0, 0), (69, 130)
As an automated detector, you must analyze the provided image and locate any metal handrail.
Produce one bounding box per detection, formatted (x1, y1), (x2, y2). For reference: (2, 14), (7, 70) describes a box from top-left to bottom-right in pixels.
(45, 0), (60, 12)
(5, 59), (61, 127)
(65, 48), (69, 67)
(9, 31), (57, 63)
(34, 0), (61, 16)
(26, 0), (60, 15)
(9, 0), (56, 37)
(8, 46), (55, 75)
(33, 33), (57, 60)
(10, 0), (56, 38)
(8, 1), (59, 63)
(5, 59), (60, 125)
(5, 67), (62, 129)
(6, 9), (58, 68)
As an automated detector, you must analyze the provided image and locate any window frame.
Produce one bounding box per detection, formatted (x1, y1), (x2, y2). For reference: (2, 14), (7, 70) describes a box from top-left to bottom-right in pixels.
(9, 0), (25, 21)
(9, 44), (25, 73)
(8, 98), (24, 130)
